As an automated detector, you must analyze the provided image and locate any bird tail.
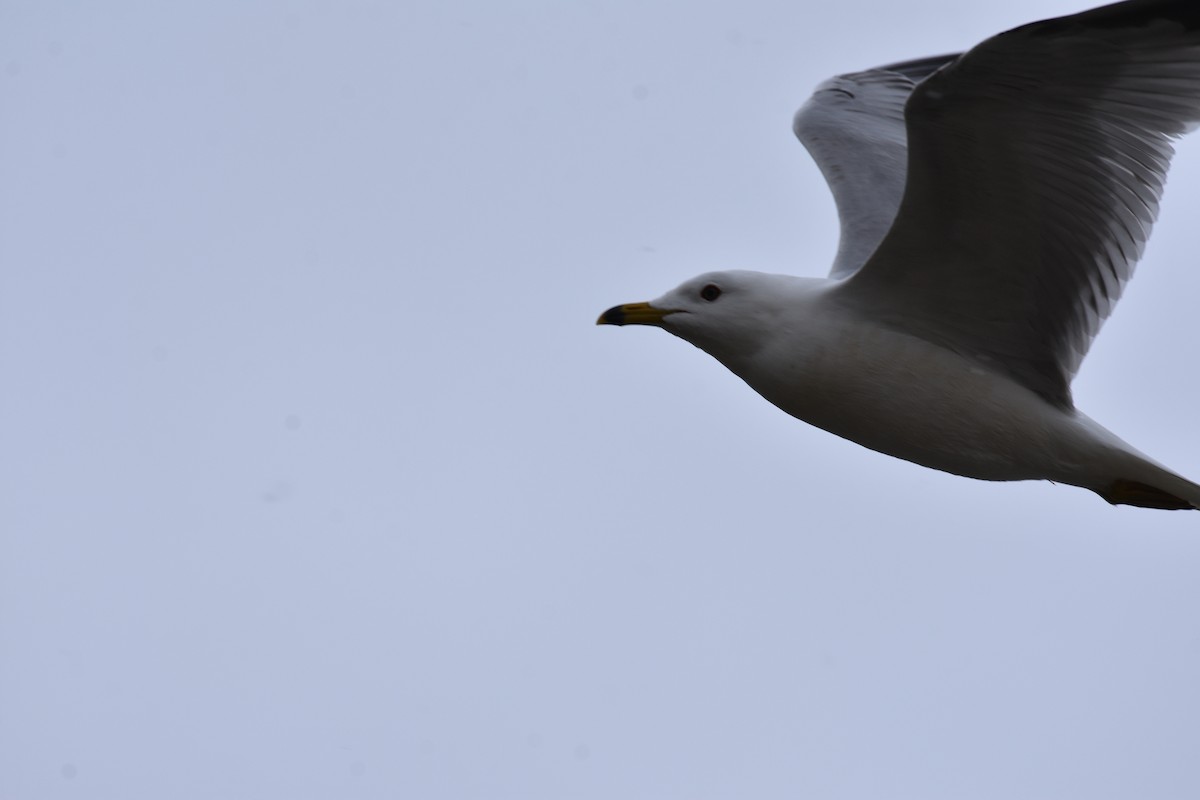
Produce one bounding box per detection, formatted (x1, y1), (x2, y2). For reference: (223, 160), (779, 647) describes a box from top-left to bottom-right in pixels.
(1098, 477), (1200, 510)
(1073, 414), (1200, 511)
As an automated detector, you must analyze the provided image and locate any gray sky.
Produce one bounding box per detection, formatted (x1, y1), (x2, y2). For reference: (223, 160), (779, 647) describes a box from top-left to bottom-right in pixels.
(3, 1), (1200, 798)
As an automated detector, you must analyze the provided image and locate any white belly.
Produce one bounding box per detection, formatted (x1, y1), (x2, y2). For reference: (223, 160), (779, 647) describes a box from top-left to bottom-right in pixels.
(728, 320), (1099, 483)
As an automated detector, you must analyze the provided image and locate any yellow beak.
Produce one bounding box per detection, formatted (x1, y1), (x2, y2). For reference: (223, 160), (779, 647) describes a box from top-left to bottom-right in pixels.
(596, 302), (673, 326)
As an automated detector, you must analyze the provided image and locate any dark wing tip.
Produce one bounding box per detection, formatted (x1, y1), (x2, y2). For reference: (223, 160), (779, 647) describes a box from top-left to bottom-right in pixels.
(1025, 0), (1200, 37)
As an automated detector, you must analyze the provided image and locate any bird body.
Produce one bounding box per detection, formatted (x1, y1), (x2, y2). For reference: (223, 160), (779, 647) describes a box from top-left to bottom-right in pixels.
(599, 0), (1200, 509)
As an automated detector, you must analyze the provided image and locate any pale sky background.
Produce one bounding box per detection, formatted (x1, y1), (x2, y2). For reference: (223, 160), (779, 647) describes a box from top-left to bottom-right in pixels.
(3, 1), (1200, 798)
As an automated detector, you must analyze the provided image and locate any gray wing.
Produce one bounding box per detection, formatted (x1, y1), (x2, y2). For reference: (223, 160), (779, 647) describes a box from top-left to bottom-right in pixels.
(836, 1), (1200, 408)
(793, 54), (959, 279)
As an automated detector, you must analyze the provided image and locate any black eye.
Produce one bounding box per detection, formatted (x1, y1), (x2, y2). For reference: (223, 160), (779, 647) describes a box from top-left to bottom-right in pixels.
(700, 283), (721, 302)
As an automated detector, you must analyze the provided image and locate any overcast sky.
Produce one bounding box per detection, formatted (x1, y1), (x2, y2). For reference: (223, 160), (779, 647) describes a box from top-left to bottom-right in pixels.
(3, 1), (1200, 798)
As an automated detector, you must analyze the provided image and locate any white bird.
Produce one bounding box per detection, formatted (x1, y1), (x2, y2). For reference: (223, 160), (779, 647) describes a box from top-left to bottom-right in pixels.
(599, 0), (1200, 510)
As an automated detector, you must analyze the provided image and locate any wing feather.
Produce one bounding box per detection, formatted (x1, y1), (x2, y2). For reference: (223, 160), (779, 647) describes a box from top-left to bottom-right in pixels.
(837, 0), (1200, 407)
(793, 54), (959, 278)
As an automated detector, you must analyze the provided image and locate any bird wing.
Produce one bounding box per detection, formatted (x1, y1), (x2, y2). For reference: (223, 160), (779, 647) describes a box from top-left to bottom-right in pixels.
(793, 54), (959, 279)
(836, 1), (1200, 408)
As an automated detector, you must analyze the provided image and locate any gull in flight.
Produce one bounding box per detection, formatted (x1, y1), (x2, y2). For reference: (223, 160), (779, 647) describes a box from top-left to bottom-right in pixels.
(599, 0), (1200, 510)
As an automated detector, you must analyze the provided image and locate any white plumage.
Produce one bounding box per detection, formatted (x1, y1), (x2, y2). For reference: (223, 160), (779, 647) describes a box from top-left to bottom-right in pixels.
(600, 0), (1200, 510)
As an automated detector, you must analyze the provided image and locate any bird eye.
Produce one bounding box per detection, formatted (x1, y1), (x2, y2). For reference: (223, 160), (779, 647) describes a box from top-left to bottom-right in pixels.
(700, 284), (722, 302)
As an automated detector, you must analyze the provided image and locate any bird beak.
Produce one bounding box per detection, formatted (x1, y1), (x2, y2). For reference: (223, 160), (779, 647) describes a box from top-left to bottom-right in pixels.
(596, 302), (673, 326)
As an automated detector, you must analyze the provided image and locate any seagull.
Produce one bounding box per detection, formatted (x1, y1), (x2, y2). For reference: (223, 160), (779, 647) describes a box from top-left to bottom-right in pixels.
(598, 0), (1200, 510)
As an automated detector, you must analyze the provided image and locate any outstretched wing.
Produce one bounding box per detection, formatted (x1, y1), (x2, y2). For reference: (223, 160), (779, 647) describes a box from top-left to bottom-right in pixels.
(837, 0), (1200, 408)
(793, 54), (958, 278)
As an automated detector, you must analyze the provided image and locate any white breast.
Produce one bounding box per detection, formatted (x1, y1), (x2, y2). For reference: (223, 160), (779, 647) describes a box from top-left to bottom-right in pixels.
(722, 304), (1110, 484)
